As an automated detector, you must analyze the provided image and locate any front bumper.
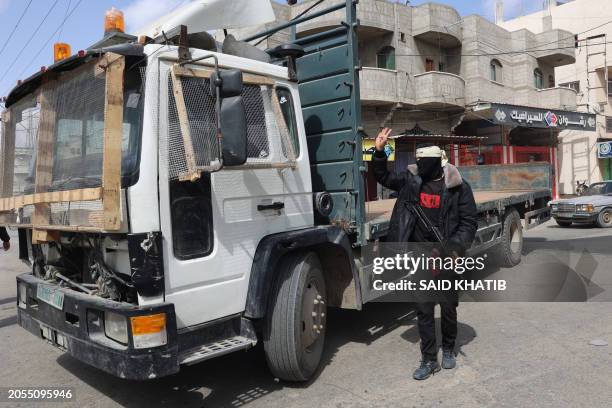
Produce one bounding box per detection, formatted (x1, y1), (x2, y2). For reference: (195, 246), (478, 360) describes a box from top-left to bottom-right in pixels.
(16, 273), (179, 380)
(552, 211), (598, 223)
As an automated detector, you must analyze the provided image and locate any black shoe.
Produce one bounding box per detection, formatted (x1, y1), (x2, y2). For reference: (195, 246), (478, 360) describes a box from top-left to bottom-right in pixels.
(413, 359), (441, 380)
(442, 349), (456, 369)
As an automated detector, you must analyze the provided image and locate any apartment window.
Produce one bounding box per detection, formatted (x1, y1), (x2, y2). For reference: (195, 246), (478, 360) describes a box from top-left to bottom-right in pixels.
(548, 74), (555, 88)
(425, 58), (434, 72)
(376, 46), (396, 70)
(490, 59), (502, 82)
(438, 62), (445, 72)
(560, 81), (580, 93)
(608, 80), (612, 96)
(607, 116), (612, 133)
(534, 68), (543, 89)
(400, 32), (406, 43)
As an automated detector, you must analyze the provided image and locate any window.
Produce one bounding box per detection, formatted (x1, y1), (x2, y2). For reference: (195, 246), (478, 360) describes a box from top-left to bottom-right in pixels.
(608, 80), (612, 96)
(425, 58), (434, 72)
(400, 32), (406, 43)
(438, 62), (445, 72)
(534, 68), (543, 89)
(276, 87), (300, 157)
(548, 74), (555, 88)
(170, 174), (213, 260)
(376, 46), (396, 70)
(606, 116), (612, 133)
(490, 59), (502, 82)
(560, 81), (580, 93)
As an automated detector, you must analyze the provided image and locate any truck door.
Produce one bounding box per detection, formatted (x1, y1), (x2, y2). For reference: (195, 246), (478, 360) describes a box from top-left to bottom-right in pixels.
(156, 58), (312, 327)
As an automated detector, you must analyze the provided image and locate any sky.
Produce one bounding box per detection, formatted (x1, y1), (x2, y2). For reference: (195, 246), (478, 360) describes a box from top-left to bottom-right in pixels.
(0, 0), (546, 98)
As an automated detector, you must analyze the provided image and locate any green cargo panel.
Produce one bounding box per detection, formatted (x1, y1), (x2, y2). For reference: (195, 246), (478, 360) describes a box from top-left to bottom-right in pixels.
(292, 1), (364, 243)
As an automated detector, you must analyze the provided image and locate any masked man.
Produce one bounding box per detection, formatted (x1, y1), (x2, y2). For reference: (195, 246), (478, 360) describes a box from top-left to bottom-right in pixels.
(372, 128), (478, 380)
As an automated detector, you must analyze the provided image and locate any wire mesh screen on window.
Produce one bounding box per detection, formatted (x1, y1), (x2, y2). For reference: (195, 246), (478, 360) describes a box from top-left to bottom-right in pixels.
(48, 62), (107, 192)
(164, 73), (296, 181)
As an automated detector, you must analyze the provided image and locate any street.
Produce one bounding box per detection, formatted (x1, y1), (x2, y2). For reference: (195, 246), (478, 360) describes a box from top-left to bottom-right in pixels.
(1, 220), (612, 408)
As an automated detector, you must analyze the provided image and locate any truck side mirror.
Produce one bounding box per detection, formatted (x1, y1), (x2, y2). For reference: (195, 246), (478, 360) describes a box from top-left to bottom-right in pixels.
(211, 69), (248, 166)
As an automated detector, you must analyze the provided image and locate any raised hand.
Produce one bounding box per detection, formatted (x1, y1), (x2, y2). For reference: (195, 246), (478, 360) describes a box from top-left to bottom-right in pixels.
(375, 127), (392, 151)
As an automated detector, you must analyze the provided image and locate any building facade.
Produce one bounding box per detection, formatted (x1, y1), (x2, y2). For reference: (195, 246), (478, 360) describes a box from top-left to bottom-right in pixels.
(498, 0), (612, 195)
(224, 0), (597, 198)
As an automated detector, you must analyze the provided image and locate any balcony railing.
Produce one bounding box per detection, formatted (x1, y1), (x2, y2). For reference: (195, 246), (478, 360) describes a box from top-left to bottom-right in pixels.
(414, 71), (465, 109)
(412, 3), (462, 47)
(359, 67), (415, 105)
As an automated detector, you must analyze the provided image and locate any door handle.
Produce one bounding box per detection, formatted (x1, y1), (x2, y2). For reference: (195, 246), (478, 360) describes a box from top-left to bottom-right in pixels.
(257, 202), (285, 211)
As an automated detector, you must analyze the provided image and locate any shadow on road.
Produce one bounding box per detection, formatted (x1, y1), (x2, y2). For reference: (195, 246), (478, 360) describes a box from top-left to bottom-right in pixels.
(56, 302), (475, 407)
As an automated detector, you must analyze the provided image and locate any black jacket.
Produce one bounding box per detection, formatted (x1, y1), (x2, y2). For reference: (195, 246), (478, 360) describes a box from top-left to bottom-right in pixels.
(0, 227), (9, 243)
(372, 150), (478, 251)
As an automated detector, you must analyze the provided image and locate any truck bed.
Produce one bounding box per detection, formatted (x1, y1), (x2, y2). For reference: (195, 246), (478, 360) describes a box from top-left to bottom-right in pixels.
(364, 188), (551, 240)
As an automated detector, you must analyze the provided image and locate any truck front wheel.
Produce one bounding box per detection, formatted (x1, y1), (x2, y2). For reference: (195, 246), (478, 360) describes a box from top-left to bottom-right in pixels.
(264, 251), (326, 381)
(493, 208), (523, 267)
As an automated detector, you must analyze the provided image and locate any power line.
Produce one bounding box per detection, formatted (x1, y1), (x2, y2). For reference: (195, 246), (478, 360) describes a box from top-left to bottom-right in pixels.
(0, 0), (34, 60)
(17, 0), (84, 80)
(0, 0), (61, 85)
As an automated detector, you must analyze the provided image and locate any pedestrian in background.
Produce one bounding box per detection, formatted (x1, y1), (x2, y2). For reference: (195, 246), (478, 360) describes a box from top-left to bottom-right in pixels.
(0, 227), (10, 251)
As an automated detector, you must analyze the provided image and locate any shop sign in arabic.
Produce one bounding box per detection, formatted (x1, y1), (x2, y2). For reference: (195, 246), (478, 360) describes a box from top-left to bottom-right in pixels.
(491, 104), (596, 131)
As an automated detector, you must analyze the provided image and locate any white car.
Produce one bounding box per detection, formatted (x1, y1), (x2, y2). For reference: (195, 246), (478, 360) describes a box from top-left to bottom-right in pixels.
(550, 181), (612, 227)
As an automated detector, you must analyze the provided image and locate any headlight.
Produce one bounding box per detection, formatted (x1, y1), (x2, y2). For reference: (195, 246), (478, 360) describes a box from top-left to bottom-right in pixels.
(104, 311), (128, 344)
(576, 204), (594, 213)
(130, 313), (167, 349)
(18, 283), (27, 309)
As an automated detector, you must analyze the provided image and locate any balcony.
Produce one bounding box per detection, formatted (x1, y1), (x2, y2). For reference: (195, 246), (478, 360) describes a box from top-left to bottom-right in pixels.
(412, 3), (462, 48)
(534, 29), (576, 67)
(414, 71), (465, 109)
(513, 87), (578, 110)
(292, 0), (395, 37)
(359, 67), (413, 105)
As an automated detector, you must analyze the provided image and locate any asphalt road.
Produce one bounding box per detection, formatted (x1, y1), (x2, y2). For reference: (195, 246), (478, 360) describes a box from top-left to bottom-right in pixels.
(1, 220), (612, 408)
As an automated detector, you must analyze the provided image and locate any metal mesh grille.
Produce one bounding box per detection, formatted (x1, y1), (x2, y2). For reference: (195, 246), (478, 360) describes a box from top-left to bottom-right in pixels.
(166, 75), (220, 180)
(47, 62), (106, 191)
(163, 70), (296, 181)
(3, 93), (39, 197)
(48, 200), (104, 228)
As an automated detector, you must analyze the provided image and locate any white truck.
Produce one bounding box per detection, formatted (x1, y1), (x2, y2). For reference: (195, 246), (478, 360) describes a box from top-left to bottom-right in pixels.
(0, 0), (550, 381)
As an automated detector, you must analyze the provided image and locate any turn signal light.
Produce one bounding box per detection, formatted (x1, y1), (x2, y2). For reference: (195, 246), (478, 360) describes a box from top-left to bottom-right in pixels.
(104, 7), (125, 34)
(130, 313), (167, 349)
(53, 42), (71, 63)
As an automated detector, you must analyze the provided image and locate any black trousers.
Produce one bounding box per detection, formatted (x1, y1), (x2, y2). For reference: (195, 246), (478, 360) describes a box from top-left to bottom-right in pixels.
(416, 301), (457, 361)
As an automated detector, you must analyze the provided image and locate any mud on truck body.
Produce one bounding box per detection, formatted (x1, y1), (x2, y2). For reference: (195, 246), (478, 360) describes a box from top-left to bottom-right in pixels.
(0, 0), (550, 381)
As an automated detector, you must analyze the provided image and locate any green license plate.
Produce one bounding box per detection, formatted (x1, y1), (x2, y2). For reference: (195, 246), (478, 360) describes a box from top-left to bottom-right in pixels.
(37, 284), (65, 310)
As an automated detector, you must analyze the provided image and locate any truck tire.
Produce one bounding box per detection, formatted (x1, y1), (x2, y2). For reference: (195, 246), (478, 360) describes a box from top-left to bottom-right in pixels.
(264, 251), (326, 381)
(555, 219), (572, 227)
(596, 208), (612, 228)
(493, 208), (523, 267)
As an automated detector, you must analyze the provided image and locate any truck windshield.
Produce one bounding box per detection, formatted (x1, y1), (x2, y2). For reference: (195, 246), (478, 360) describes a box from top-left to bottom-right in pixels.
(51, 65), (144, 191)
(12, 60), (144, 195)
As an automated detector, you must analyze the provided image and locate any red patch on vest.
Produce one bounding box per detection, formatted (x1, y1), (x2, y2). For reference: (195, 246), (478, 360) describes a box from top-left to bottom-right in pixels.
(420, 192), (440, 209)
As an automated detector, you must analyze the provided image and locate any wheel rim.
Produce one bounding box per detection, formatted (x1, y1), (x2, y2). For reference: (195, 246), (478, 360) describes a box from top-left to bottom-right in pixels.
(301, 279), (326, 351)
(602, 210), (612, 225)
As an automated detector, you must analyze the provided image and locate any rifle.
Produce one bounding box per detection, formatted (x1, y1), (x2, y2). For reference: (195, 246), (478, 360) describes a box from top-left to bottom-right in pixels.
(408, 202), (445, 245)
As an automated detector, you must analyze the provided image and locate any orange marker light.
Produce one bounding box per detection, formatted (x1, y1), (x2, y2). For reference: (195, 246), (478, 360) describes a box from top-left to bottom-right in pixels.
(53, 42), (71, 63)
(131, 313), (166, 335)
(104, 7), (125, 34)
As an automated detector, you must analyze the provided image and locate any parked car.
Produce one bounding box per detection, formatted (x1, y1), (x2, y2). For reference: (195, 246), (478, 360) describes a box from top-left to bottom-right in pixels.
(550, 181), (612, 227)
